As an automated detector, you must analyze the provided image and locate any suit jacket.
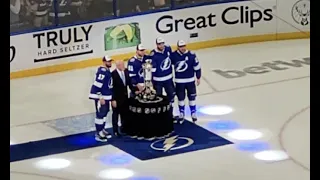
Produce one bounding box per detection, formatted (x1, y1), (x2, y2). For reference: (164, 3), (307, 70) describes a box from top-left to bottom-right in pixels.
(111, 68), (135, 108)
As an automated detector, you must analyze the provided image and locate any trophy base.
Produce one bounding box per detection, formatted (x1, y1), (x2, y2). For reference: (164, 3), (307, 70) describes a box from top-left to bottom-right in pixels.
(125, 94), (173, 139)
(136, 88), (162, 103)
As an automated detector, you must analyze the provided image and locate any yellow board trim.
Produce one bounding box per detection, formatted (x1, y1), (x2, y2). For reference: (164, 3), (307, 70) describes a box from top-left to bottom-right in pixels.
(10, 31), (309, 79)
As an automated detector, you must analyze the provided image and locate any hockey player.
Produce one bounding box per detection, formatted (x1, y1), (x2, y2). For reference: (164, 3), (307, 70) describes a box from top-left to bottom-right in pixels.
(127, 44), (152, 95)
(89, 55), (113, 142)
(171, 40), (201, 123)
(150, 37), (176, 118)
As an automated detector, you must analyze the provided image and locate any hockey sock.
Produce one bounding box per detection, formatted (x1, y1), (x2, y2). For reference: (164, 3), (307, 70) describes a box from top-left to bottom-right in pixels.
(189, 100), (196, 114)
(178, 100), (185, 115)
(95, 118), (105, 133)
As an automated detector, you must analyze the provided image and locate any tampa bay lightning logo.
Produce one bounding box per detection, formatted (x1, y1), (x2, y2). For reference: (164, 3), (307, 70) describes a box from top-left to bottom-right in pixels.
(108, 78), (113, 88)
(175, 61), (188, 72)
(138, 68), (144, 77)
(160, 57), (172, 71)
(150, 135), (194, 152)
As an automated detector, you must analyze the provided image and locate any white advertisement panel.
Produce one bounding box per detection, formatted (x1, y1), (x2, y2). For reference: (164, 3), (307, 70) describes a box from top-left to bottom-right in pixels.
(153, 0), (276, 42)
(10, 24), (99, 72)
(276, 0), (310, 33)
(10, 0), (307, 74)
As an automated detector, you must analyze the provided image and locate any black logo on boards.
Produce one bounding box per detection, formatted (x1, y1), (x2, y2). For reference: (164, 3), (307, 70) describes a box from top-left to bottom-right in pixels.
(156, 5), (273, 34)
(292, 0), (310, 26)
(32, 25), (94, 63)
(10, 46), (16, 63)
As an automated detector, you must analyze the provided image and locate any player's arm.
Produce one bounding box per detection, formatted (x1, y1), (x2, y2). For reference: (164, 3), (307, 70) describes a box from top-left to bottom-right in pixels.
(127, 61), (144, 92)
(127, 75), (138, 92)
(127, 60), (138, 86)
(170, 51), (177, 67)
(111, 73), (116, 101)
(167, 45), (173, 53)
(91, 68), (106, 99)
(193, 54), (202, 80)
(123, 65), (137, 92)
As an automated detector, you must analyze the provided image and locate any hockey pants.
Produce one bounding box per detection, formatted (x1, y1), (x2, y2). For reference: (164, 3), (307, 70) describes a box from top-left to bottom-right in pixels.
(175, 82), (197, 114)
(94, 99), (110, 132)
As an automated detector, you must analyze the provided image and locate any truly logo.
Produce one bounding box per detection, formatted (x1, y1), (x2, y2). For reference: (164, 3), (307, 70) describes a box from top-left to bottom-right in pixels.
(212, 57), (309, 79)
(33, 25), (93, 63)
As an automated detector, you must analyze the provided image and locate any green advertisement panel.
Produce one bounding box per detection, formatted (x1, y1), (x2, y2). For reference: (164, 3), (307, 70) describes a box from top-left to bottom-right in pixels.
(104, 23), (141, 51)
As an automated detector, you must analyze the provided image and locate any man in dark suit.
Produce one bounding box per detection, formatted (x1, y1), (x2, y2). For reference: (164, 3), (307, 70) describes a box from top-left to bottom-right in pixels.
(111, 60), (137, 136)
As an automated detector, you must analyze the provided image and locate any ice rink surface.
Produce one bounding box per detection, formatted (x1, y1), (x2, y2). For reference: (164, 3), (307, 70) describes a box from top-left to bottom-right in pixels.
(10, 39), (310, 180)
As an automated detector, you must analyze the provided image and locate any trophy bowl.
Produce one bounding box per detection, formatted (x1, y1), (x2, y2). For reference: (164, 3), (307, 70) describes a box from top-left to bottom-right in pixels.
(135, 59), (160, 102)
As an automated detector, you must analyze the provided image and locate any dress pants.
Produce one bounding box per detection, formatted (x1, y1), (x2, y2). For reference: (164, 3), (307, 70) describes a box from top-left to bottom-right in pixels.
(112, 107), (121, 134)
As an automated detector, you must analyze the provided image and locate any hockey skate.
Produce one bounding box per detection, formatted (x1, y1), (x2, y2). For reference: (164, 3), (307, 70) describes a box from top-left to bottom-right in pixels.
(95, 133), (108, 142)
(95, 129), (112, 142)
(173, 115), (179, 123)
(191, 113), (197, 123)
(178, 112), (185, 124)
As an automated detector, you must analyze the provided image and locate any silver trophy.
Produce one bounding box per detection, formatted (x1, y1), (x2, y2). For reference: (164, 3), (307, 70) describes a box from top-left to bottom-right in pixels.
(140, 59), (156, 100)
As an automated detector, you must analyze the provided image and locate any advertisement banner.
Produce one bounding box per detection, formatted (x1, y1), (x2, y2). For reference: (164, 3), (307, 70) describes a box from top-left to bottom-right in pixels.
(276, 0), (310, 33)
(104, 23), (141, 51)
(33, 24), (94, 63)
(10, 0), (308, 75)
(143, 0), (277, 48)
(10, 23), (101, 72)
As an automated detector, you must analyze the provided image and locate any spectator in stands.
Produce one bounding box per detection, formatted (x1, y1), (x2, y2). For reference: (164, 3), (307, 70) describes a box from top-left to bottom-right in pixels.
(10, 0), (34, 32)
(25, 0), (49, 27)
(10, 0), (21, 25)
(10, 0), (220, 34)
(117, 0), (151, 16)
(68, 0), (84, 24)
(174, 0), (191, 6)
(84, 0), (114, 21)
(49, 0), (79, 25)
(174, 0), (216, 6)
(152, 0), (170, 10)
(194, 0), (217, 3)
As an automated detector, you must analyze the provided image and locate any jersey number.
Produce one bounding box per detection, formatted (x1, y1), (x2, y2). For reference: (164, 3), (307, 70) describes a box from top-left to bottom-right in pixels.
(97, 74), (105, 80)
(128, 65), (133, 71)
(60, 0), (67, 6)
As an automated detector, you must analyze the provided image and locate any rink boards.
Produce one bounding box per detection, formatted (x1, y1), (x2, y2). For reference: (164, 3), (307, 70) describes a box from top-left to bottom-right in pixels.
(10, 0), (310, 79)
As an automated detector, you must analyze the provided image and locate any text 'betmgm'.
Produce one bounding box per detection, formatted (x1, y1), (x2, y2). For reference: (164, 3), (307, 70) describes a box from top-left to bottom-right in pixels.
(212, 57), (310, 79)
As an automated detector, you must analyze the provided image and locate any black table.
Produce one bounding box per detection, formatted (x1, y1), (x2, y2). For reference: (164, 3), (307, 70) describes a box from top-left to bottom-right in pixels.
(122, 95), (174, 139)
